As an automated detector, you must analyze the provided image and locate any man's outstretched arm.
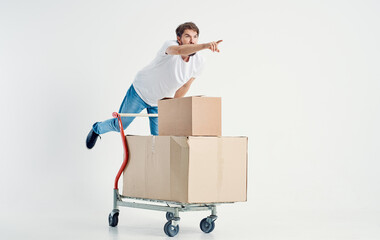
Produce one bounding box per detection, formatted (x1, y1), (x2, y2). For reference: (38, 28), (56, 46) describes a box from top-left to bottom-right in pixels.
(166, 40), (223, 56)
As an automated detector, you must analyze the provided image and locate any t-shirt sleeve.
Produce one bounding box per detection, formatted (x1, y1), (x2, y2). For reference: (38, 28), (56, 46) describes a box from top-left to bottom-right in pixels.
(158, 40), (179, 56)
(192, 55), (206, 78)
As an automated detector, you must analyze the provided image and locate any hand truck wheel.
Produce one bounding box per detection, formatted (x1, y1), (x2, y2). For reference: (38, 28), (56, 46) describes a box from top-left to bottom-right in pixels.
(200, 217), (215, 233)
(164, 221), (179, 237)
(108, 212), (119, 227)
(166, 212), (174, 221)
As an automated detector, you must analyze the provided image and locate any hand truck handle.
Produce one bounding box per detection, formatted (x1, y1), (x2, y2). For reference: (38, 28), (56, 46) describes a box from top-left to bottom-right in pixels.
(112, 112), (158, 118)
(112, 112), (159, 190)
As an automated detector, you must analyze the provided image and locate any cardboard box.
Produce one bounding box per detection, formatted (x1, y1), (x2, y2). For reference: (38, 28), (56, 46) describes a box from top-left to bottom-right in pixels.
(158, 96), (222, 136)
(122, 135), (248, 203)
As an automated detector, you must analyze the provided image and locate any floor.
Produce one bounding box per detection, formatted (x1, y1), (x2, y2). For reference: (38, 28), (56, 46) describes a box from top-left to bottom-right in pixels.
(1, 200), (379, 240)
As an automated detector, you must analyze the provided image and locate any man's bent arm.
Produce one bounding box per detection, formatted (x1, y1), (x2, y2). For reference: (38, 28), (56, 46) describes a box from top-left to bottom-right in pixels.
(174, 78), (195, 98)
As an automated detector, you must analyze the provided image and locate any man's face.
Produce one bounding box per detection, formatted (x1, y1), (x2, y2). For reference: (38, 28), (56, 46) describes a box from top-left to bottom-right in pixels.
(177, 29), (198, 45)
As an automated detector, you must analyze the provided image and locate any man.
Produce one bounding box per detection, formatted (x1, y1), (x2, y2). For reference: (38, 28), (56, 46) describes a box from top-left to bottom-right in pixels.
(86, 22), (222, 149)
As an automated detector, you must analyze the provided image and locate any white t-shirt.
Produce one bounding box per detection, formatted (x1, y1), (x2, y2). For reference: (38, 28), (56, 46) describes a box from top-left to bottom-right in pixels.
(132, 40), (205, 106)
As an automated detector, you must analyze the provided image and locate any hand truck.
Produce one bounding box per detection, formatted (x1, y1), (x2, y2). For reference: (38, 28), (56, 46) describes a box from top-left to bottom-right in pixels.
(108, 112), (222, 237)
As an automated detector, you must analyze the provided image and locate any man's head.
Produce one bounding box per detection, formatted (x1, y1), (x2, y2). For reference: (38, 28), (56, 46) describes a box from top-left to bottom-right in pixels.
(176, 22), (199, 46)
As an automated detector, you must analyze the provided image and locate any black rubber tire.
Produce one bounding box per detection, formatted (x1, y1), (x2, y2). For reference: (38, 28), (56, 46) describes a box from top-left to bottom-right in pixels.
(200, 218), (215, 233)
(164, 221), (179, 237)
(166, 212), (174, 221)
(164, 221), (169, 236)
(108, 212), (119, 227)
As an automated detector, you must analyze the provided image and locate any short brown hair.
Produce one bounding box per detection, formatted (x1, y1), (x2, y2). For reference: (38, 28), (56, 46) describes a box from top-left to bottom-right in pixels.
(176, 22), (199, 38)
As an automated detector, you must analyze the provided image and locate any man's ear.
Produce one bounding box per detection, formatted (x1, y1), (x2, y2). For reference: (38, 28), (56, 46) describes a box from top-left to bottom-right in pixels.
(177, 36), (182, 45)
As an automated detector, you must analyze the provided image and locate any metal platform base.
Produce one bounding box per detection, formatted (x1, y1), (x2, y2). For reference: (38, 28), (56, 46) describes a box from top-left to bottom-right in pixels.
(109, 189), (223, 237)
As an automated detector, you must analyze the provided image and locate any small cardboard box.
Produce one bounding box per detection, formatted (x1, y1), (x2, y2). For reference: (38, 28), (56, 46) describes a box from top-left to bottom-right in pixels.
(122, 135), (248, 203)
(158, 96), (222, 136)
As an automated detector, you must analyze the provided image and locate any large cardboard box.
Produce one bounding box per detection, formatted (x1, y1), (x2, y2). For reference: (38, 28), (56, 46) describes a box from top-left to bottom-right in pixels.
(158, 96), (222, 136)
(122, 135), (247, 203)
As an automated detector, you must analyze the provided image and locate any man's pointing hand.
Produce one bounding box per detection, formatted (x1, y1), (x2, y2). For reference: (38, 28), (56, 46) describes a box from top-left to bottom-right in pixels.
(207, 40), (223, 52)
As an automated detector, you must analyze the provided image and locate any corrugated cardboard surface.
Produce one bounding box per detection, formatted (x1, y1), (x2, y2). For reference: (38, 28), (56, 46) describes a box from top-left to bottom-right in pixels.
(158, 98), (192, 136)
(191, 97), (222, 136)
(158, 96), (222, 136)
(122, 136), (247, 203)
(187, 137), (247, 203)
(170, 137), (189, 202)
(122, 136), (172, 200)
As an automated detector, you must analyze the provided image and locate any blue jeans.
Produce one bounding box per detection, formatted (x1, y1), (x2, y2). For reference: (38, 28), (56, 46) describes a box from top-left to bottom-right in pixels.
(92, 85), (158, 135)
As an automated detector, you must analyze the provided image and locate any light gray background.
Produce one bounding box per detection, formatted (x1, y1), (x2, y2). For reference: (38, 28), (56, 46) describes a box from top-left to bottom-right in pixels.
(1, 0), (379, 239)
